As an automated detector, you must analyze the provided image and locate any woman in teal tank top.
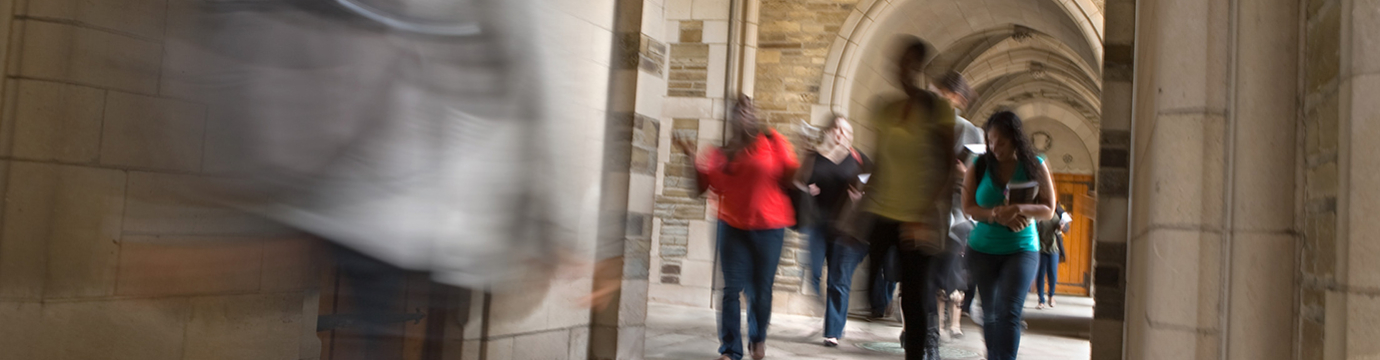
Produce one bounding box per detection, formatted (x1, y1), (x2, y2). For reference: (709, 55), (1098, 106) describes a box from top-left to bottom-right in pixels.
(959, 111), (1056, 360)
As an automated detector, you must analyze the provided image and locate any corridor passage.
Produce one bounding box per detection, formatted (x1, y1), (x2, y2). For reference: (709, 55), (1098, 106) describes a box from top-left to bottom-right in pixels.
(646, 296), (1092, 360)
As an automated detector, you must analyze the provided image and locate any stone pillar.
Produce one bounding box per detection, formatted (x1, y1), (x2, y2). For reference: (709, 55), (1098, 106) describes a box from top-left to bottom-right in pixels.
(587, 0), (668, 359)
(1125, 0), (1233, 358)
(1223, 0), (1300, 359)
(1126, 0), (1301, 359)
(1090, 0), (1135, 358)
(1317, 0), (1380, 358)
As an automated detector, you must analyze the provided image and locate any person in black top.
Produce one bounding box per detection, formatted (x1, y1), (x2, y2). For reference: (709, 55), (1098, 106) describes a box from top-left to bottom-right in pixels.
(801, 115), (872, 347)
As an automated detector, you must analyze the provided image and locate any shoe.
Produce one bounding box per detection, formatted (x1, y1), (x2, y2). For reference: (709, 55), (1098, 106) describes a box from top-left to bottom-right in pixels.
(1037, 302), (1047, 310)
(1049, 298), (1057, 308)
(749, 342), (765, 360)
(823, 338), (839, 347)
(951, 328), (964, 339)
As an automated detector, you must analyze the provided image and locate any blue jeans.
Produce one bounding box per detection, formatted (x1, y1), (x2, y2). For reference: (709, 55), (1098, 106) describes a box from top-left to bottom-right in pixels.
(968, 248), (1039, 360)
(868, 242), (899, 317)
(717, 222), (785, 360)
(1036, 251), (1059, 303)
(806, 226), (869, 338)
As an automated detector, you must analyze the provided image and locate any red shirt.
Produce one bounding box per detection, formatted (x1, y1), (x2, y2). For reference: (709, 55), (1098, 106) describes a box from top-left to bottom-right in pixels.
(695, 130), (800, 230)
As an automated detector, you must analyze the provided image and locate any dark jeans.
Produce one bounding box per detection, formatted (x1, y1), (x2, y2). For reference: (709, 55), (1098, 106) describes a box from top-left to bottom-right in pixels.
(806, 226), (869, 338)
(1036, 251), (1059, 303)
(968, 248), (1039, 360)
(717, 222), (786, 360)
(868, 240), (900, 317)
(868, 217), (936, 360)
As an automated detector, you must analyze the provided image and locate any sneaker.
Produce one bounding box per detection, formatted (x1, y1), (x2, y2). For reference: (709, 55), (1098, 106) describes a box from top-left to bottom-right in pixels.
(823, 338), (839, 347)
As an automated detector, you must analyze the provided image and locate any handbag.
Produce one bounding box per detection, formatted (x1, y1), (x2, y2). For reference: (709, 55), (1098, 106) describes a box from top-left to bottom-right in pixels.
(830, 149), (870, 243)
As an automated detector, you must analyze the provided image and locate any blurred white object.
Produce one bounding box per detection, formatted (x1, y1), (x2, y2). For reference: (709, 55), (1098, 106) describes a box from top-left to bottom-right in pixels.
(165, 0), (565, 288)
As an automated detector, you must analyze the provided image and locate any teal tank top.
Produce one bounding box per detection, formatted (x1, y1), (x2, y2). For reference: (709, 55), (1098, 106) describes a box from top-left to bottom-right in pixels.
(968, 157), (1044, 255)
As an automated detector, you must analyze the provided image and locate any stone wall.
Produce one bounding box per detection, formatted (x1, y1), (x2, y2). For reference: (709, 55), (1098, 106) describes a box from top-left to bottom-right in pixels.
(649, 0), (871, 316)
(1298, 0), (1342, 358)
(650, 0), (733, 309)
(0, 0), (320, 359)
(754, 0), (858, 128)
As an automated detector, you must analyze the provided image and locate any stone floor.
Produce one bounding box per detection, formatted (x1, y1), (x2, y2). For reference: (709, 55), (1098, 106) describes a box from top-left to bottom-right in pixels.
(646, 295), (1092, 360)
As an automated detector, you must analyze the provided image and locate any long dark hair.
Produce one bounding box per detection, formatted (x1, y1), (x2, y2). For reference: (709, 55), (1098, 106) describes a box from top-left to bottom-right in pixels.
(976, 111), (1045, 188)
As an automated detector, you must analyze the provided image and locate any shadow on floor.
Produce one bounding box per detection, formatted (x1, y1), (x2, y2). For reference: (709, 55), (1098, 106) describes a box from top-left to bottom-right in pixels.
(646, 295), (1094, 360)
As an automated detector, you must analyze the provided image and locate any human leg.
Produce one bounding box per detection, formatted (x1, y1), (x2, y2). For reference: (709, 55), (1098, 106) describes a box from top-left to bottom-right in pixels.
(823, 239), (869, 339)
(984, 251), (1039, 360)
(717, 222), (754, 360)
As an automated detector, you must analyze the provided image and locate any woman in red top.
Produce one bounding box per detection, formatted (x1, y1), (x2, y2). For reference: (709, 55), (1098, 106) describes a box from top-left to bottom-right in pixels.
(675, 95), (799, 360)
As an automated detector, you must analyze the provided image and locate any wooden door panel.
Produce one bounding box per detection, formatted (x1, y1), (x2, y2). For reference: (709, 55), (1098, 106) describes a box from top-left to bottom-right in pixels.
(1051, 174), (1094, 297)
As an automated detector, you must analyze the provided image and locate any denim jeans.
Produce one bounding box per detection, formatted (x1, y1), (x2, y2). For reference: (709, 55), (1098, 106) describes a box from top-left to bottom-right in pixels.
(868, 217), (936, 360)
(1036, 251), (1059, 303)
(868, 240), (900, 317)
(806, 226), (869, 338)
(968, 248), (1039, 360)
(717, 222), (786, 360)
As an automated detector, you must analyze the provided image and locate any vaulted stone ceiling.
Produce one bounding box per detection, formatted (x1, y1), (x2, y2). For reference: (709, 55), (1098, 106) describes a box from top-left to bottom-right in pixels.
(830, 0), (1104, 155)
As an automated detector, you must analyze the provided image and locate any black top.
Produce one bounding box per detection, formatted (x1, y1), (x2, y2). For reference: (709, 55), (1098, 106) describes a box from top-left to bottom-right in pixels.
(806, 150), (871, 225)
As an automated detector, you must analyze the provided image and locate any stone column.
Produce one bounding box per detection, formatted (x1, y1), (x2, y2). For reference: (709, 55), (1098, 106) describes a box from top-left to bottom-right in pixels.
(1126, 0), (1302, 359)
(1125, 0), (1233, 358)
(1321, 0), (1380, 358)
(588, 0), (669, 359)
(1223, 0), (1299, 359)
(1090, 0), (1135, 358)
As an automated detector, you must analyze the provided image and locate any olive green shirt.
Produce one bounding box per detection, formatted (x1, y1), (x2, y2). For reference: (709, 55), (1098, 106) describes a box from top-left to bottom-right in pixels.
(863, 95), (957, 222)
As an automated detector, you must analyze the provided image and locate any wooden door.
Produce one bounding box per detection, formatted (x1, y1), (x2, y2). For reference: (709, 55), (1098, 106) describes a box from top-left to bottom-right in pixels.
(1051, 174), (1094, 296)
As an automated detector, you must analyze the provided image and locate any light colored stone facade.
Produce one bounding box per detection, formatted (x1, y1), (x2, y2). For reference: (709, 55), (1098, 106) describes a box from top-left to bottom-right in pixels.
(0, 1), (320, 359)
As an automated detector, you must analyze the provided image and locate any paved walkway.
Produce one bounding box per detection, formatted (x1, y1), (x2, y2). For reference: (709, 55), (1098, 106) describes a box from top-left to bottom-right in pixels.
(647, 295), (1092, 360)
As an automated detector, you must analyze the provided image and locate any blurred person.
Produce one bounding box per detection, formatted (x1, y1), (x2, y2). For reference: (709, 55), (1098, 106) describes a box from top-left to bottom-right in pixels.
(855, 37), (958, 360)
(928, 71), (984, 341)
(1035, 203), (1071, 309)
(162, 1), (598, 358)
(673, 95), (799, 360)
(800, 115), (872, 347)
(962, 111), (1057, 360)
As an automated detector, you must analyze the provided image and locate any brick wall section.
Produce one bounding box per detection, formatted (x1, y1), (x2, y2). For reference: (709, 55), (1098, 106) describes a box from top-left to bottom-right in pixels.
(753, 0), (858, 128)
(1298, 0), (1341, 358)
(656, 119), (703, 284)
(669, 22), (709, 97)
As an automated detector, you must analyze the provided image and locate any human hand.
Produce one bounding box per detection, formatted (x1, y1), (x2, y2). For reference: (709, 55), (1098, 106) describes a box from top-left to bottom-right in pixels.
(848, 187), (863, 201)
(1004, 215), (1031, 232)
(995, 205), (1022, 222)
(808, 184), (821, 196)
(672, 136), (697, 158)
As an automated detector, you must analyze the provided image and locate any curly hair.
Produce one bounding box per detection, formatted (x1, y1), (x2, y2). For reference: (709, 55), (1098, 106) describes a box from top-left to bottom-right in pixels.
(977, 111), (1046, 188)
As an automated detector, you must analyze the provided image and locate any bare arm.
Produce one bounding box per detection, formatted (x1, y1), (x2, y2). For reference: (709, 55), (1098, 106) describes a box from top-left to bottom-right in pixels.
(961, 158), (994, 222)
